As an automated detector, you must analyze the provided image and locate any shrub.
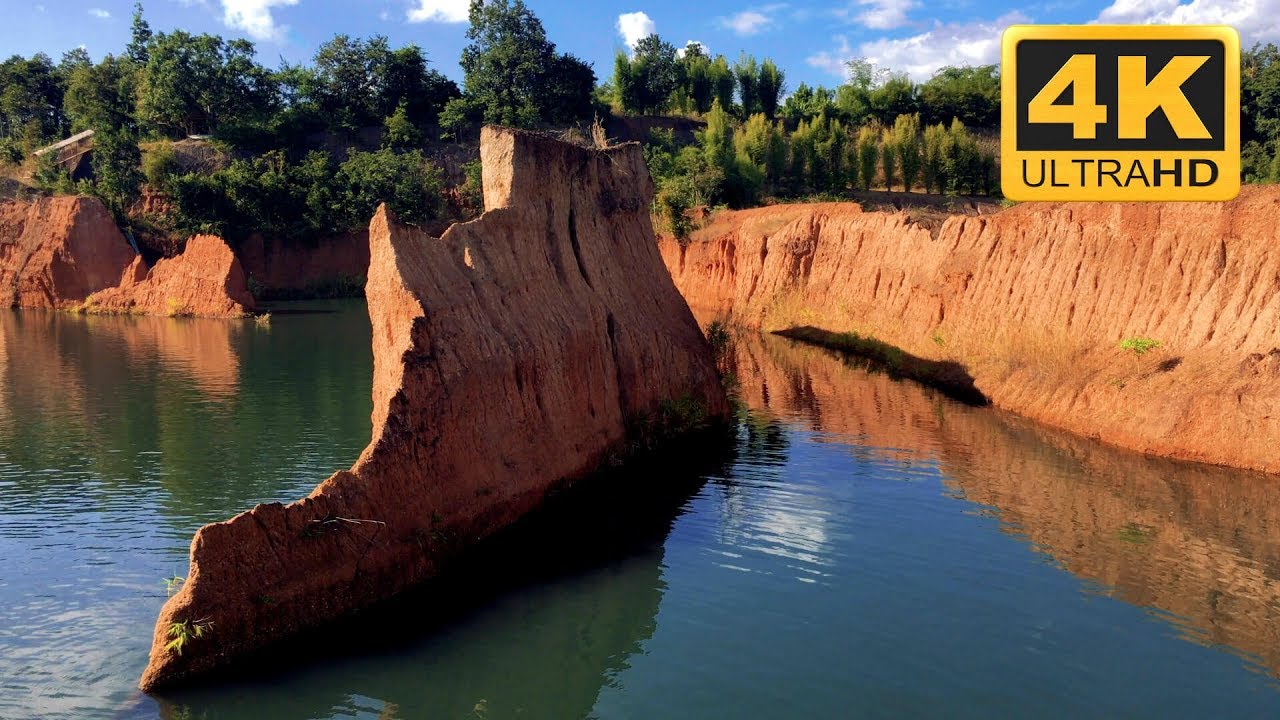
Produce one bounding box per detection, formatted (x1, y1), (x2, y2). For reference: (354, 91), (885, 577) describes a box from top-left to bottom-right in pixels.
(1119, 337), (1162, 356)
(142, 142), (180, 191)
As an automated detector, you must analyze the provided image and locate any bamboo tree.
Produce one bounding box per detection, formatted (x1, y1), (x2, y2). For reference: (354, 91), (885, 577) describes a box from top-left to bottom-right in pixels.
(880, 128), (896, 191)
(855, 125), (878, 191)
(893, 112), (921, 192)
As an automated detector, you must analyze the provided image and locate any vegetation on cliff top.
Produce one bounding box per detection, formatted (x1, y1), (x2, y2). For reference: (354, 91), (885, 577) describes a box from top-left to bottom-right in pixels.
(5, 1), (1280, 249)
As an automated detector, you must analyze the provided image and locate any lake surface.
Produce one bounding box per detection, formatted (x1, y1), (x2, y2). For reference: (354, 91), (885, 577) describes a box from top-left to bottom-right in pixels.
(2, 303), (1280, 719)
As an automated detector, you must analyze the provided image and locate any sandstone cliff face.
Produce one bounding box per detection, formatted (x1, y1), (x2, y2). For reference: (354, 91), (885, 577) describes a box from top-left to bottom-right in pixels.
(83, 235), (255, 318)
(661, 188), (1280, 473)
(139, 127), (728, 691)
(0, 196), (137, 309)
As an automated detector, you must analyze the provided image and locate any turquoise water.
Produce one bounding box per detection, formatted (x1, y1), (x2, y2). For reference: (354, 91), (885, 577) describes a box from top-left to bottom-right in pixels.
(2, 303), (1279, 719)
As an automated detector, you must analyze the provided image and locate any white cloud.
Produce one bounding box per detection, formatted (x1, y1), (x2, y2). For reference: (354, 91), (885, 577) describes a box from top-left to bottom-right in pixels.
(1094, 0), (1280, 43)
(617, 11), (656, 50)
(676, 40), (710, 58)
(407, 0), (469, 23)
(220, 0), (299, 41)
(88, 8), (110, 18)
(806, 35), (854, 77)
(809, 12), (1026, 82)
(840, 0), (918, 29)
(719, 4), (787, 35)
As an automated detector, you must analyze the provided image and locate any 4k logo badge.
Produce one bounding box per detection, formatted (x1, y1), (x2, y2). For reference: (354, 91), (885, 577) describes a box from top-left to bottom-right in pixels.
(1001, 25), (1240, 201)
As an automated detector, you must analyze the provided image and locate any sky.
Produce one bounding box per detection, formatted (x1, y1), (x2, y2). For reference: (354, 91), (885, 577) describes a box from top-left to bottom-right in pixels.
(1, 0), (1276, 87)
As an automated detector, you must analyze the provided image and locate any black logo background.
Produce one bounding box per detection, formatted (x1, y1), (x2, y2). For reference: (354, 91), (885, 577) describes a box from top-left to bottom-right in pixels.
(1015, 39), (1225, 151)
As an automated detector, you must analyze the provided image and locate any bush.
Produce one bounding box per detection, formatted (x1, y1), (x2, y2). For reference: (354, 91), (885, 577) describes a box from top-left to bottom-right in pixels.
(1119, 337), (1162, 356)
(0, 138), (22, 167)
(143, 142), (180, 191)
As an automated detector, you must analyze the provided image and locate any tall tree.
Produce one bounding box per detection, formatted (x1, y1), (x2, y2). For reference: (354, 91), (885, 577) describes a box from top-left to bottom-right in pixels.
(893, 113), (921, 192)
(917, 65), (999, 127)
(138, 31), (277, 136)
(0, 53), (65, 144)
(615, 34), (679, 114)
(757, 59), (785, 119)
(460, 0), (593, 127)
(128, 3), (154, 66)
(734, 54), (759, 116)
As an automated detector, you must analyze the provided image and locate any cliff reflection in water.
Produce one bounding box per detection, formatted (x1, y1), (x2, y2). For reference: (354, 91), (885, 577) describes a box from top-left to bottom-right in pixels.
(731, 332), (1280, 677)
(0, 305), (372, 522)
(155, 448), (733, 720)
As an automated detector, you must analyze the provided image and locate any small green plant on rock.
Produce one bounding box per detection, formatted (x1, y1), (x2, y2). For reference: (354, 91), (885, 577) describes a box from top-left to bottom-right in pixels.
(162, 574), (185, 597)
(1119, 337), (1162, 356)
(1119, 336), (1162, 374)
(166, 618), (213, 656)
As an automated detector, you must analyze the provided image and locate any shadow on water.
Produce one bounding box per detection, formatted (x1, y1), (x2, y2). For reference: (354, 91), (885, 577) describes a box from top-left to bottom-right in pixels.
(734, 332), (1280, 680)
(151, 437), (739, 720)
(771, 325), (988, 405)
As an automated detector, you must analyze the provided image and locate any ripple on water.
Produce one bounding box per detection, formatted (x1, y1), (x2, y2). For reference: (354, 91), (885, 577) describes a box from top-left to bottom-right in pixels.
(2, 315), (1280, 718)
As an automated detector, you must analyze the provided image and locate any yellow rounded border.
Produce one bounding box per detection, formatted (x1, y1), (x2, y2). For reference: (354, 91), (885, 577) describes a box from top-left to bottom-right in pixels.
(1000, 25), (1241, 202)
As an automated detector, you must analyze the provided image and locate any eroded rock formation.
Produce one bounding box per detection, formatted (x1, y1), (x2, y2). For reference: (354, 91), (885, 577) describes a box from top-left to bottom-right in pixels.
(0, 196), (137, 309)
(83, 235), (255, 318)
(139, 127), (728, 691)
(661, 190), (1280, 473)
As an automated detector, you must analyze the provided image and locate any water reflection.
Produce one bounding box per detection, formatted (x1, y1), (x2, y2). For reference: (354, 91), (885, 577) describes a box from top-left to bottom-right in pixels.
(153, 455), (730, 720)
(0, 304), (372, 718)
(732, 332), (1280, 678)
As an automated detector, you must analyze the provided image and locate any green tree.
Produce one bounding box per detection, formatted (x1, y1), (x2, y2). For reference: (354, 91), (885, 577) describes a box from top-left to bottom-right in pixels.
(893, 113), (921, 192)
(383, 101), (423, 148)
(90, 127), (144, 218)
(710, 55), (736, 112)
(677, 43), (714, 113)
(918, 65), (999, 127)
(855, 125), (879, 191)
(757, 59), (785, 119)
(128, 3), (154, 66)
(460, 0), (594, 127)
(63, 55), (135, 134)
(138, 31), (277, 137)
(615, 34), (679, 114)
(0, 53), (65, 144)
(868, 74), (918, 125)
(879, 128), (896, 191)
(780, 83), (834, 123)
(922, 122), (947, 193)
(734, 54), (759, 116)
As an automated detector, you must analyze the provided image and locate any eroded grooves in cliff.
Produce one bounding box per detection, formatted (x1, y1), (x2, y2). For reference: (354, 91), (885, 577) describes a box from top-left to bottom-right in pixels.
(661, 193), (1280, 474)
(139, 126), (728, 692)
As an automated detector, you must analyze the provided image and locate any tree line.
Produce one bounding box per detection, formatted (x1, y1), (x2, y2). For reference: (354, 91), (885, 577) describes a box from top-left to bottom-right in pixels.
(6, 0), (1280, 245)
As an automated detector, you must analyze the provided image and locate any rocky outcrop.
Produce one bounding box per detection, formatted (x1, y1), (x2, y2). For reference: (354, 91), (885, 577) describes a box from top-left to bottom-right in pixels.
(139, 127), (728, 691)
(83, 235), (255, 318)
(661, 189), (1280, 474)
(0, 196), (137, 309)
(238, 231), (370, 298)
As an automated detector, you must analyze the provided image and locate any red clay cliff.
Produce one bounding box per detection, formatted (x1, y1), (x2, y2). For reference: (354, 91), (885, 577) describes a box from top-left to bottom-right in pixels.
(660, 190), (1280, 474)
(83, 234), (255, 318)
(0, 195), (137, 309)
(138, 127), (728, 691)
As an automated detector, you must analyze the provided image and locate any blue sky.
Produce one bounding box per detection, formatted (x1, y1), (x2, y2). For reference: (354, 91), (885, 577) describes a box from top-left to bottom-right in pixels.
(0, 0), (1271, 87)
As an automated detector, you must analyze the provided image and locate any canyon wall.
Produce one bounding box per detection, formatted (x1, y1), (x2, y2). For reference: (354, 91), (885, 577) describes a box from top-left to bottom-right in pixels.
(82, 235), (255, 318)
(661, 189), (1280, 473)
(0, 196), (137, 309)
(238, 231), (370, 298)
(139, 127), (729, 691)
